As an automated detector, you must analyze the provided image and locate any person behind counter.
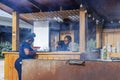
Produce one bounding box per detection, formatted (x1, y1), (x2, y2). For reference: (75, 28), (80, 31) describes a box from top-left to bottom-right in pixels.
(56, 35), (79, 51)
(14, 33), (36, 80)
(56, 40), (65, 51)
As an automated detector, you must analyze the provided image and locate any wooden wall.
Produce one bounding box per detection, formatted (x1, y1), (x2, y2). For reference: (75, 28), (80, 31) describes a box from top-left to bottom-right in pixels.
(4, 52), (19, 80)
(102, 29), (120, 47)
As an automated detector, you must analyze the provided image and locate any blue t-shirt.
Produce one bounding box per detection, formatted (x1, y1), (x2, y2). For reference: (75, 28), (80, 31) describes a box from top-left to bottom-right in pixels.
(56, 41), (69, 51)
(19, 41), (35, 59)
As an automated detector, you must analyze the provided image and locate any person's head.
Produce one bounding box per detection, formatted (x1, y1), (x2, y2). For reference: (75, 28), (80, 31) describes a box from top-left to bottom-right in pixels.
(25, 33), (36, 44)
(64, 35), (72, 45)
(26, 38), (34, 44)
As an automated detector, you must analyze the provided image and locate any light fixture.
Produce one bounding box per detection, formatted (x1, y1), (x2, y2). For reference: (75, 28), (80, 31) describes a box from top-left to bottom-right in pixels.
(53, 17), (63, 22)
(96, 20), (99, 24)
(85, 10), (87, 13)
(92, 17), (95, 20)
(53, 17), (57, 21)
(111, 21), (113, 24)
(80, 4), (83, 8)
(88, 14), (91, 17)
(118, 21), (120, 23)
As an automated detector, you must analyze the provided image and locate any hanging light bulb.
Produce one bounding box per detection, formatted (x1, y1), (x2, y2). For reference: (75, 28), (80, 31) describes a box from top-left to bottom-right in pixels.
(118, 21), (120, 23)
(80, 4), (83, 8)
(111, 21), (113, 24)
(85, 10), (87, 13)
(96, 20), (99, 24)
(92, 17), (95, 20)
(88, 14), (91, 17)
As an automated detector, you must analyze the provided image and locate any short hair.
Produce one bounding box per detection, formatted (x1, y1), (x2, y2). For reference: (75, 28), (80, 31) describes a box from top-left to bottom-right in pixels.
(64, 35), (72, 42)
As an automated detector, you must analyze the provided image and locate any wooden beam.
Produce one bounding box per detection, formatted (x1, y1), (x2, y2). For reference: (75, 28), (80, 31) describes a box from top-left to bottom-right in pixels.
(80, 8), (86, 52)
(96, 23), (102, 48)
(28, 0), (48, 11)
(20, 9), (79, 21)
(103, 29), (120, 33)
(0, 3), (13, 13)
(12, 11), (19, 51)
(0, 3), (33, 24)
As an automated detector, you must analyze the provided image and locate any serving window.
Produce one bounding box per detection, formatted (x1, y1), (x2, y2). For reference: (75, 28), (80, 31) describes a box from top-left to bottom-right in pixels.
(49, 21), (80, 52)
(33, 21), (80, 52)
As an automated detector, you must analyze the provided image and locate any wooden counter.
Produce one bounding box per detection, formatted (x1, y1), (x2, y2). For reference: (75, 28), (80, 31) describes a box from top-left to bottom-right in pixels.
(3, 51), (120, 80)
(2, 51), (80, 80)
(3, 52), (19, 80)
(22, 59), (120, 80)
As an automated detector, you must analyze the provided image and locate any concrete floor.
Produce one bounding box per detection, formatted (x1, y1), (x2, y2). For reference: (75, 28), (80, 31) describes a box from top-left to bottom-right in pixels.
(0, 59), (4, 80)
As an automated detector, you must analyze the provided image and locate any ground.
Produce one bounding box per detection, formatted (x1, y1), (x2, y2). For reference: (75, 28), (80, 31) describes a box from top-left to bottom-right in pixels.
(0, 59), (4, 80)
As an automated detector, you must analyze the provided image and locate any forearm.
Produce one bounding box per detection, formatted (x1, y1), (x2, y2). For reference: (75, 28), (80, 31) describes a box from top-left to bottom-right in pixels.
(29, 51), (36, 55)
(24, 48), (36, 56)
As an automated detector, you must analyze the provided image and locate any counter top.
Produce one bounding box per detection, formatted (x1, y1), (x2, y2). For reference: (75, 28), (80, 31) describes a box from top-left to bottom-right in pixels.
(36, 51), (80, 55)
(2, 51), (80, 55)
(53, 59), (120, 62)
(2, 51), (19, 54)
(2, 51), (120, 62)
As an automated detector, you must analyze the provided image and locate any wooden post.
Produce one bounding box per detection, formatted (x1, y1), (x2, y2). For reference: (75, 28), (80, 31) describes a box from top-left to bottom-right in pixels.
(12, 11), (19, 51)
(80, 8), (86, 52)
(96, 23), (102, 48)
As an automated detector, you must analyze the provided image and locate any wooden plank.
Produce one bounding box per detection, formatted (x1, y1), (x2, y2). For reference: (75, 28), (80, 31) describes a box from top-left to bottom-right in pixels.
(20, 9), (80, 21)
(22, 60), (37, 80)
(80, 8), (86, 52)
(102, 33), (105, 46)
(4, 52), (19, 80)
(118, 32), (120, 41)
(107, 32), (113, 46)
(37, 54), (80, 60)
(12, 11), (19, 51)
(4, 54), (9, 80)
(104, 33), (108, 46)
(103, 29), (120, 32)
(109, 52), (120, 58)
(114, 32), (117, 46)
(102, 30), (120, 47)
(96, 23), (102, 48)
(8, 54), (13, 80)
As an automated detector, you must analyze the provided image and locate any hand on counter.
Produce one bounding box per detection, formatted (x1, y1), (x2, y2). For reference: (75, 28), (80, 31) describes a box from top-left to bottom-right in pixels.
(29, 51), (36, 56)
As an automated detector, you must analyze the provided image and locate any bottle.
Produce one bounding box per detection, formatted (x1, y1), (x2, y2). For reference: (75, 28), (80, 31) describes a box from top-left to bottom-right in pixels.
(103, 47), (107, 60)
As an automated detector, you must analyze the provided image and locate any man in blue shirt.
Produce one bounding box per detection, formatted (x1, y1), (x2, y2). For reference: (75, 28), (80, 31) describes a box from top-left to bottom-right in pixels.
(14, 33), (36, 80)
(56, 35), (71, 51)
(56, 35), (79, 52)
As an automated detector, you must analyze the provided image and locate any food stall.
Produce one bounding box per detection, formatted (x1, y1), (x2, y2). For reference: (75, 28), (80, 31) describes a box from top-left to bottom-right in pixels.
(1, 0), (120, 80)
